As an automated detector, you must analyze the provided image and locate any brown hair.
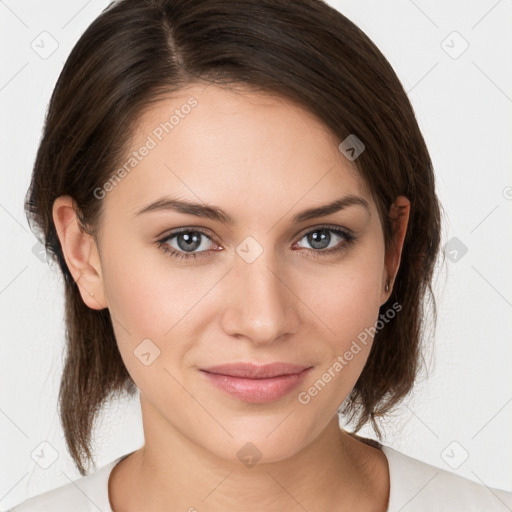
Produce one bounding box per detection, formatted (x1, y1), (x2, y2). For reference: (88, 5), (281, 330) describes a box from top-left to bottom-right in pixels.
(25, 0), (443, 475)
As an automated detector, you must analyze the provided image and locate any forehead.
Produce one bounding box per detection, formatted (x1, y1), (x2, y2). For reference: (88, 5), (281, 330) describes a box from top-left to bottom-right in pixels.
(101, 82), (375, 224)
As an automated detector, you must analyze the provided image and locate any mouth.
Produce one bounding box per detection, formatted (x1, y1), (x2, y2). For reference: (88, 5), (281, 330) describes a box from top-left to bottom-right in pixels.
(199, 362), (313, 403)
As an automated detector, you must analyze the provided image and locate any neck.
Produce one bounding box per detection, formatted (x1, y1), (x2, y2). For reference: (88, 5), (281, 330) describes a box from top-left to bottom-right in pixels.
(109, 399), (389, 512)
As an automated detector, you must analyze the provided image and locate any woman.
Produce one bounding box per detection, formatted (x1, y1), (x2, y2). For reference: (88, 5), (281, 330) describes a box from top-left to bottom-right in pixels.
(10, 0), (511, 510)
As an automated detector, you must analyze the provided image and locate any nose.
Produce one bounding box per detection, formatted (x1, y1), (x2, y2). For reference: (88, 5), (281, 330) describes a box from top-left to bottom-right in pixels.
(219, 245), (301, 346)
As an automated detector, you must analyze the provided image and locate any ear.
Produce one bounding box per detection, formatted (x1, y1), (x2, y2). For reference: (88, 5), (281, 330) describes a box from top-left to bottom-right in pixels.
(382, 195), (410, 305)
(52, 195), (107, 310)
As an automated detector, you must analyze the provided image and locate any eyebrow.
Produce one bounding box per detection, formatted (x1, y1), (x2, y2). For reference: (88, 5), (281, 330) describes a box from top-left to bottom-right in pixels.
(133, 194), (370, 224)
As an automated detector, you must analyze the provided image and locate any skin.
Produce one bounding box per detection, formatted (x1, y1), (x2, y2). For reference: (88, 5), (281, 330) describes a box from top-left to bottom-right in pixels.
(53, 82), (410, 511)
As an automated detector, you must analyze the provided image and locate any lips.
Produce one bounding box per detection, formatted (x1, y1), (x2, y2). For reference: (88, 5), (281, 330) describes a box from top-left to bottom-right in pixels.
(200, 362), (312, 379)
(199, 362), (313, 403)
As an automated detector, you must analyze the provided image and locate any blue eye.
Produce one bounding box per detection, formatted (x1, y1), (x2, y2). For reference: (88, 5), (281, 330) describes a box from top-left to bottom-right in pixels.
(155, 225), (357, 261)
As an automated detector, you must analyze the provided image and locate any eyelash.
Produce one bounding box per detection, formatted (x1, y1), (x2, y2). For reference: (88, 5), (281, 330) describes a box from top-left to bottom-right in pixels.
(155, 225), (357, 261)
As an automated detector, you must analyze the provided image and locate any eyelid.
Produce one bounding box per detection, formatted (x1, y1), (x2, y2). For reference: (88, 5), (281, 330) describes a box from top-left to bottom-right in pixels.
(157, 225), (215, 238)
(294, 223), (354, 239)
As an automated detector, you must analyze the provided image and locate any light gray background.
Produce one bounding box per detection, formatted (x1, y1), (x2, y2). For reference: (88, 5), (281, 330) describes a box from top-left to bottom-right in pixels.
(1, 0), (511, 509)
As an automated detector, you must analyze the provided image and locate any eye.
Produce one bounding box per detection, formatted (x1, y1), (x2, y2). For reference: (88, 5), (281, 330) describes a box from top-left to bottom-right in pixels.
(293, 225), (356, 257)
(155, 225), (357, 261)
(156, 229), (219, 260)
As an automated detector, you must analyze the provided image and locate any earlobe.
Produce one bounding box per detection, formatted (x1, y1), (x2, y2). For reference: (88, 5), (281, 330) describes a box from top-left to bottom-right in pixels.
(382, 195), (410, 303)
(52, 195), (107, 310)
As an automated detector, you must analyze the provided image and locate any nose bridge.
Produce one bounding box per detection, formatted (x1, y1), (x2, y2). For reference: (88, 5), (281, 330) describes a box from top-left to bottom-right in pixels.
(220, 236), (300, 344)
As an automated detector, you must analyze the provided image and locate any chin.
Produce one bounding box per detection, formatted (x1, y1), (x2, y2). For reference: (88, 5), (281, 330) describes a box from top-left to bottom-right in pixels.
(199, 424), (310, 468)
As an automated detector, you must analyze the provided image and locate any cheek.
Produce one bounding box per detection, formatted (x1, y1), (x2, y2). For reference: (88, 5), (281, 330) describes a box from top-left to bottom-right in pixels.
(291, 249), (384, 406)
(101, 233), (204, 333)
(295, 266), (383, 414)
(298, 252), (384, 342)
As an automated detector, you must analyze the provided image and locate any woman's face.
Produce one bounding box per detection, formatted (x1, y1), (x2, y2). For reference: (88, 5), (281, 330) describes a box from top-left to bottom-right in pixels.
(80, 83), (404, 463)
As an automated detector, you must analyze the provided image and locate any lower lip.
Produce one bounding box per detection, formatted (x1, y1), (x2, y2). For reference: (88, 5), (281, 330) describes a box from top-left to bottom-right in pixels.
(200, 368), (312, 403)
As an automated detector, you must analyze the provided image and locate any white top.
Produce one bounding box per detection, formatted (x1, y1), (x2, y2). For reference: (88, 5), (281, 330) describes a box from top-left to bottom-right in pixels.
(5, 446), (512, 511)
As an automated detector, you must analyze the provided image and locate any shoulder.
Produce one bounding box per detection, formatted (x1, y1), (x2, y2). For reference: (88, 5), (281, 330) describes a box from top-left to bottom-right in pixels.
(382, 445), (512, 512)
(4, 454), (128, 512)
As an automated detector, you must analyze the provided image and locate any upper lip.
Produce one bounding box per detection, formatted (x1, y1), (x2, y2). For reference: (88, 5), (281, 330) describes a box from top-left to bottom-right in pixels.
(200, 362), (312, 379)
